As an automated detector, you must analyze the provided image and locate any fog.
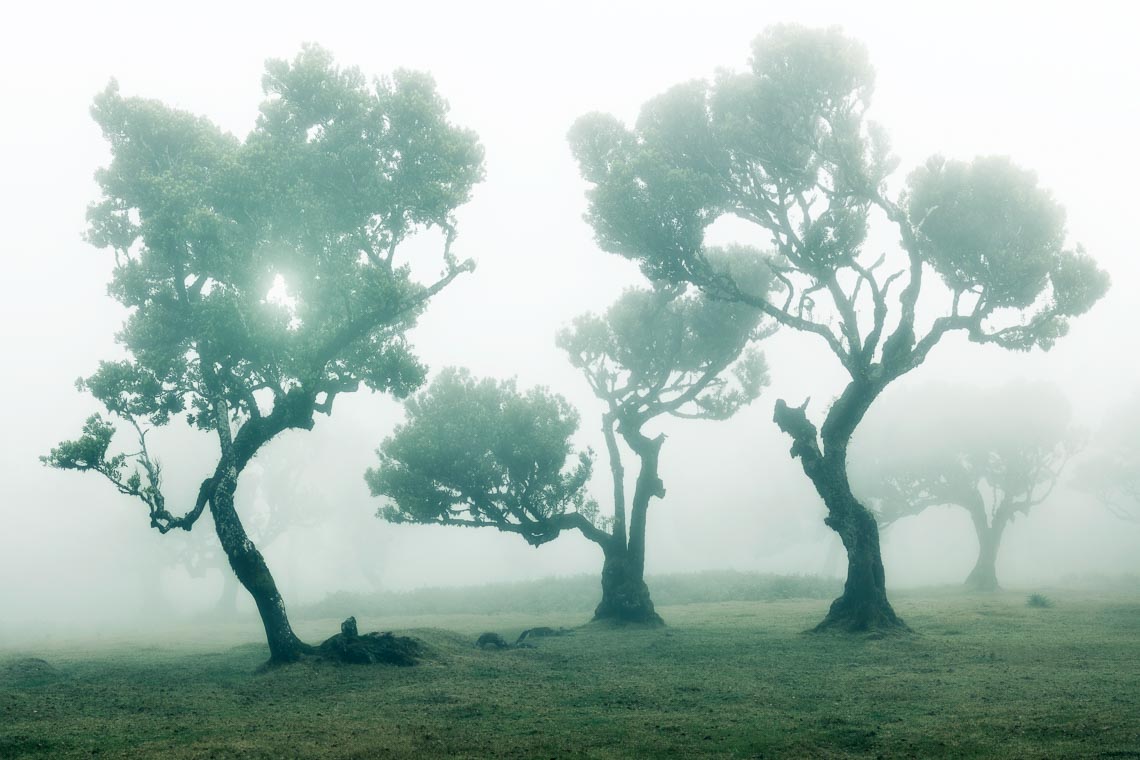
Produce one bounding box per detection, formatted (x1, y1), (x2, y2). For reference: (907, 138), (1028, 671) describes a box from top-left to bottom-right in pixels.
(2, 1), (1138, 640)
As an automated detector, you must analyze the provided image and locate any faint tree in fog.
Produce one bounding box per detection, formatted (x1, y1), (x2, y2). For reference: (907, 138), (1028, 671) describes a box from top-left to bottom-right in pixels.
(850, 382), (1082, 591)
(1074, 393), (1140, 523)
(569, 25), (1110, 631)
(42, 46), (484, 664)
(369, 285), (767, 625)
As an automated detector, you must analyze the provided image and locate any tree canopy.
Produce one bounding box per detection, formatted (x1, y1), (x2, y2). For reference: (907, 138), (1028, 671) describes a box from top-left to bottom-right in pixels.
(367, 367), (602, 546)
(557, 283), (769, 427)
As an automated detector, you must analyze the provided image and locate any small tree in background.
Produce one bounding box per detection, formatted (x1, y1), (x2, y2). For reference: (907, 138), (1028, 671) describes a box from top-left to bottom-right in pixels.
(850, 382), (1082, 591)
(42, 46), (484, 664)
(569, 25), (1109, 631)
(1074, 394), (1140, 523)
(370, 285), (767, 624)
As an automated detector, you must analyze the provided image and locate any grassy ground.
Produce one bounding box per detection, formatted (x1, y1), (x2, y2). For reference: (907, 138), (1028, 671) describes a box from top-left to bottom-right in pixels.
(2, 588), (1138, 758)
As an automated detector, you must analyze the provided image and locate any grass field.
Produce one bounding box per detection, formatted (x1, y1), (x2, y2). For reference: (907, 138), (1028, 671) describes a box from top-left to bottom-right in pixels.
(2, 587), (1138, 758)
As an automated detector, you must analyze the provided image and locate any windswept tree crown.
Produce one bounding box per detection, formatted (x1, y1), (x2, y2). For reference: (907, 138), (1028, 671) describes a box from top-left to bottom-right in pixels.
(367, 368), (600, 545)
(569, 25), (1109, 378)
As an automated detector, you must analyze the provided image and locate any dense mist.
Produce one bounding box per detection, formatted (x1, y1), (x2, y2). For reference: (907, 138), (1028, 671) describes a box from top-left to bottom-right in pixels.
(2, 1), (1138, 645)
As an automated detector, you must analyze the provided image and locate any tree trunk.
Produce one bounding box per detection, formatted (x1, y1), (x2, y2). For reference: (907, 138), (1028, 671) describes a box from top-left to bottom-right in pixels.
(817, 493), (905, 631)
(965, 514), (1004, 592)
(774, 394), (907, 633)
(593, 543), (663, 625)
(591, 424), (666, 626)
(210, 467), (311, 663)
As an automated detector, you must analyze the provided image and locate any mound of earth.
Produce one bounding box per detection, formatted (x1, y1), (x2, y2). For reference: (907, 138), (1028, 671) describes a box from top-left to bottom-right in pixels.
(317, 617), (424, 665)
(2, 657), (59, 685)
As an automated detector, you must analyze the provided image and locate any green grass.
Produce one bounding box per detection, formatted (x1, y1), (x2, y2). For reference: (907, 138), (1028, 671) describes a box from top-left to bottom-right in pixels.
(2, 589), (1139, 758)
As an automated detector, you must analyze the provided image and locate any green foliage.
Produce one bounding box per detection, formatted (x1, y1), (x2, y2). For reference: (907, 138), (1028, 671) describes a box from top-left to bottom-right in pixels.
(49, 46), (484, 530)
(905, 157), (1110, 349)
(1027, 593), (1054, 609)
(80, 44), (483, 431)
(569, 25), (1108, 369)
(558, 285), (769, 423)
(367, 368), (599, 544)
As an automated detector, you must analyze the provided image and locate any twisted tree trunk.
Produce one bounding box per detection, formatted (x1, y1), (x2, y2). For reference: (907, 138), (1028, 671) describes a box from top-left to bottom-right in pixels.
(774, 386), (907, 633)
(209, 466), (311, 663)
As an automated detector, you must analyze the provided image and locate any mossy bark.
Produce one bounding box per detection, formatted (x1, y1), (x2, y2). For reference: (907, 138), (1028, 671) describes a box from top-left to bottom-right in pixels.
(210, 469), (311, 664)
(594, 545), (663, 625)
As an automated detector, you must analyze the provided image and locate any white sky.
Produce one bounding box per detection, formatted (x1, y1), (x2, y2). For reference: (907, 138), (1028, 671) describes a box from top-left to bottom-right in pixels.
(2, 1), (1138, 631)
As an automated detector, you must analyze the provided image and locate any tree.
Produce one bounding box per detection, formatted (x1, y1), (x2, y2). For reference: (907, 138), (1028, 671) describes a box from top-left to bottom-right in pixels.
(568, 25), (1109, 631)
(850, 382), (1081, 591)
(42, 46), (484, 664)
(1074, 394), (1140, 523)
(369, 285), (767, 624)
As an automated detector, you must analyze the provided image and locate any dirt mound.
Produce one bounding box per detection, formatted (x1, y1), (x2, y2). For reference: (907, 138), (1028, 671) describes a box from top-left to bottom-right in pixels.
(2, 657), (59, 685)
(317, 617), (424, 665)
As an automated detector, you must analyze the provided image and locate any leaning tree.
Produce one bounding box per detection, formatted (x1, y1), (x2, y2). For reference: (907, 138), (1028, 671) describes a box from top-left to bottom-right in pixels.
(1074, 393), (1140, 523)
(370, 284), (767, 624)
(568, 25), (1109, 631)
(850, 381), (1081, 591)
(43, 46), (484, 664)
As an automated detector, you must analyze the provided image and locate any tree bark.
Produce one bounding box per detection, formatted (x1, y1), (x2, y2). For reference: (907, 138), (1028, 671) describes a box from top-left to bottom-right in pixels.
(593, 542), (663, 625)
(774, 391), (907, 633)
(965, 509), (1005, 592)
(819, 492), (904, 631)
(209, 466), (311, 663)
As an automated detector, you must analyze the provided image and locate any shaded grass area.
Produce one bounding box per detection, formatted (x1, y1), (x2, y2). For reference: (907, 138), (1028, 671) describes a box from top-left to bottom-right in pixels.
(2, 590), (1139, 758)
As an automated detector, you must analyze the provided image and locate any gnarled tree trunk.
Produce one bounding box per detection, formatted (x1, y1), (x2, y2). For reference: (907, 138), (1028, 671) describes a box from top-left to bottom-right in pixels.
(774, 387), (907, 633)
(819, 487), (903, 631)
(594, 543), (662, 625)
(210, 466), (311, 664)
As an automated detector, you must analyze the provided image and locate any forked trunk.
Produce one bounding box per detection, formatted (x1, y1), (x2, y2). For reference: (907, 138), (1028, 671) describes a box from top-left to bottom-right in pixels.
(210, 468), (311, 663)
(593, 543), (663, 626)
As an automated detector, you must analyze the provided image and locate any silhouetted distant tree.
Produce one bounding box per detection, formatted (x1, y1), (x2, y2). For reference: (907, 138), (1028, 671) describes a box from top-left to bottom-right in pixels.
(42, 46), (484, 664)
(850, 382), (1082, 591)
(1074, 393), (1140, 523)
(569, 25), (1109, 631)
